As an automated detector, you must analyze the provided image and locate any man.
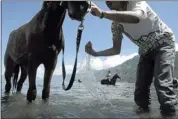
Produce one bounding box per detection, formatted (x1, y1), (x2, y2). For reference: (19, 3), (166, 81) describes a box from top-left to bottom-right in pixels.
(106, 70), (112, 82)
(85, 1), (177, 115)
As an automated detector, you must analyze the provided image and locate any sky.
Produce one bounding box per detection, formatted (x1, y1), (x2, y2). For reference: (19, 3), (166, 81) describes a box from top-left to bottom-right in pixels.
(1, 1), (178, 77)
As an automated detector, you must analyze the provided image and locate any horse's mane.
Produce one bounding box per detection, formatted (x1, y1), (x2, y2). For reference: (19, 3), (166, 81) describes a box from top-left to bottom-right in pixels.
(28, 5), (48, 25)
(112, 74), (121, 81)
(28, 1), (66, 33)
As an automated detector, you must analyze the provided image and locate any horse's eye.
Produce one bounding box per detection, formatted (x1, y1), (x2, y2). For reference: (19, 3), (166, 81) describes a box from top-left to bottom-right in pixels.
(106, 1), (112, 7)
(47, 2), (50, 7)
(80, 5), (84, 10)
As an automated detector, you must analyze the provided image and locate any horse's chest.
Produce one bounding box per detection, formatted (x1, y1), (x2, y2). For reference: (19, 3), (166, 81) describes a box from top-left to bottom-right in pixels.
(47, 44), (60, 55)
(29, 35), (62, 52)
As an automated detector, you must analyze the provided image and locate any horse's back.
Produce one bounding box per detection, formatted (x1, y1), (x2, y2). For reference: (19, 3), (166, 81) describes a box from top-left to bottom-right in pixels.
(5, 23), (29, 64)
(4, 6), (64, 64)
(5, 8), (44, 60)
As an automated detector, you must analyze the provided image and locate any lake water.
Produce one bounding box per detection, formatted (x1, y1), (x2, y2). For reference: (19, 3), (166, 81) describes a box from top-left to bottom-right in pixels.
(1, 73), (178, 118)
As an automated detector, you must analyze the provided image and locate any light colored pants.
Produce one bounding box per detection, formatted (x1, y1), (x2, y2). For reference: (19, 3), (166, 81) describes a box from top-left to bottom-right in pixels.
(134, 39), (177, 107)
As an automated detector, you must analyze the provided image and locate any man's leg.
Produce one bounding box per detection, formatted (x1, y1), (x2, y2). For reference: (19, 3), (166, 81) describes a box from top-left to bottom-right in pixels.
(153, 41), (177, 115)
(134, 54), (154, 109)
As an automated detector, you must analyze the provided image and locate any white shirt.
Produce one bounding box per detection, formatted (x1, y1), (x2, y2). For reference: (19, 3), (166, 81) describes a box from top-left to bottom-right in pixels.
(111, 1), (175, 55)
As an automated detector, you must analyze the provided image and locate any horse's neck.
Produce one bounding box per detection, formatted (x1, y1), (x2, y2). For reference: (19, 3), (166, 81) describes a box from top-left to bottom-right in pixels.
(48, 11), (66, 33)
(43, 9), (66, 33)
(29, 9), (44, 23)
(43, 9), (66, 45)
(29, 8), (66, 35)
(28, 9), (47, 32)
(113, 76), (117, 81)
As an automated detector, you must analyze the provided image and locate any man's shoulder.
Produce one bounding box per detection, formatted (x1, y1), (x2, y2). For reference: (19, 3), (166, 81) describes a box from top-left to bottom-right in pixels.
(111, 21), (122, 28)
(111, 22), (123, 34)
(128, 1), (147, 6)
(127, 1), (149, 11)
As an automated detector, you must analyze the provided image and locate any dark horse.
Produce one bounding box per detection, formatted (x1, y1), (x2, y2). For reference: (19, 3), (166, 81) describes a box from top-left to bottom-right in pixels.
(101, 74), (121, 85)
(4, 1), (90, 102)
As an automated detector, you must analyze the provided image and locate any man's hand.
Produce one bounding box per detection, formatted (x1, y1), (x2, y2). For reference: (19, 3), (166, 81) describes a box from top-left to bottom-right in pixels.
(90, 2), (102, 18)
(85, 41), (97, 57)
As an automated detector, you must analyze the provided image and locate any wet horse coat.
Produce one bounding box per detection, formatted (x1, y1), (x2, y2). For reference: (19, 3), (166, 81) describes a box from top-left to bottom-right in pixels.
(4, 1), (90, 102)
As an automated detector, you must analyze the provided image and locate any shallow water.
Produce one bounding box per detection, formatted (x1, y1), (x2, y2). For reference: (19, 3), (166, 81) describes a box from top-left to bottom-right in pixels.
(1, 77), (178, 118)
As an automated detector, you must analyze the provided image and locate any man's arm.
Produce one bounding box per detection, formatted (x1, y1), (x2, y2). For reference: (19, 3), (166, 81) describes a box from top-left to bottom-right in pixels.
(94, 22), (123, 57)
(95, 46), (120, 57)
(102, 10), (145, 23)
(90, 1), (147, 23)
(95, 36), (122, 57)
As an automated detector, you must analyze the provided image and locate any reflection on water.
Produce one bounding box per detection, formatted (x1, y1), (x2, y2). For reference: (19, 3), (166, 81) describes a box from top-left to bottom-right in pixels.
(1, 78), (178, 118)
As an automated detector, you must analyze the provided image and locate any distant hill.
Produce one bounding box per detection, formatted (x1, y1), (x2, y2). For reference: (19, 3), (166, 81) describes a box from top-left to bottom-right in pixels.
(94, 51), (178, 83)
(1, 52), (177, 85)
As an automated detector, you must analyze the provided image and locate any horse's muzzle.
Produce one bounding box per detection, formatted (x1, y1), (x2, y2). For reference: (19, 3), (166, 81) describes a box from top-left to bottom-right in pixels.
(68, 1), (90, 21)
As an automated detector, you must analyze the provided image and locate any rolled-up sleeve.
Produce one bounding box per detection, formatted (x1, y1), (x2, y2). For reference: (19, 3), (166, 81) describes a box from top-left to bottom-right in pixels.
(132, 1), (148, 19)
(111, 21), (123, 41)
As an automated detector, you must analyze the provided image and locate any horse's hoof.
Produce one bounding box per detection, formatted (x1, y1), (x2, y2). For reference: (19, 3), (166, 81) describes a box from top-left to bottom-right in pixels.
(16, 91), (21, 94)
(42, 89), (50, 100)
(27, 89), (37, 102)
(16, 90), (21, 93)
(27, 99), (32, 103)
(5, 85), (11, 94)
(17, 84), (23, 92)
(4, 91), (10, 96)
(42, 98), (49, 102)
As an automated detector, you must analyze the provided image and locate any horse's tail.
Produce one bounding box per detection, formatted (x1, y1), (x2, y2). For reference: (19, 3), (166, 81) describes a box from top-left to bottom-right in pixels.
(4, 30), (16, 67)
(13, 65), (20, 91)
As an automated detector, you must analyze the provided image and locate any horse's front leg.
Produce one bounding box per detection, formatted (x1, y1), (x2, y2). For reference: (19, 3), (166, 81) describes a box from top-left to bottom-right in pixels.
(27, 54), (39, 102)
(42, 58), (57, 101)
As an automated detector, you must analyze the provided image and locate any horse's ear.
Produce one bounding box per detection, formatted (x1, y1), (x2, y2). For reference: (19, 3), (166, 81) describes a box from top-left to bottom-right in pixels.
(42, 1), (50, 9)
(60, 1), (68, 8)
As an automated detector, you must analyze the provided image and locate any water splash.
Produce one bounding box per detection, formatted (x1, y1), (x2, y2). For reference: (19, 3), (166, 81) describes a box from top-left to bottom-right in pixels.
(77, 55), (114, 107)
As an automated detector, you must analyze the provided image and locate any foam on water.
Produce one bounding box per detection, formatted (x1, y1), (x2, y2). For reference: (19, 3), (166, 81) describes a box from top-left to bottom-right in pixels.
(77, 55), (114, 107)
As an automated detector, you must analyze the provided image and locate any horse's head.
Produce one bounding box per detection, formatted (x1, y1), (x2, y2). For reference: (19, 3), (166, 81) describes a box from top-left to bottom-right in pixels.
(42, 1), (91, 23)
(42, 1), (62, 10)
(58, 1), (91, 21)
(66, 1), (91, 21)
